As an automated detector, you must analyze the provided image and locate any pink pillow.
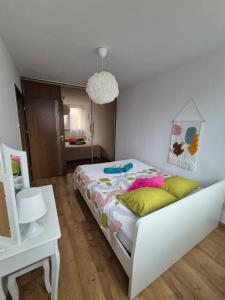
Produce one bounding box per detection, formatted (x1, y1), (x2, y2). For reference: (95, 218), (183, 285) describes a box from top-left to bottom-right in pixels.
(66, 137), (79, 143)
(128, 176), (165, 192)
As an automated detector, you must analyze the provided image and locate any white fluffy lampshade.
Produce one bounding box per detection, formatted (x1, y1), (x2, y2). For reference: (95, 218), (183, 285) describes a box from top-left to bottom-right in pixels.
(86, 71), (119, 104)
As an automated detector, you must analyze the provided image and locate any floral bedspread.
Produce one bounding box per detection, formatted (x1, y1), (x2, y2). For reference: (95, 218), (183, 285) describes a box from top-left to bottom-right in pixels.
(74, 164), (171, 240)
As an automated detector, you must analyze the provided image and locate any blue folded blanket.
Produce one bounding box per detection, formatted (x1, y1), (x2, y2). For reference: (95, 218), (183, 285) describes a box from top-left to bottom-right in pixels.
(104, 163), (133, 174)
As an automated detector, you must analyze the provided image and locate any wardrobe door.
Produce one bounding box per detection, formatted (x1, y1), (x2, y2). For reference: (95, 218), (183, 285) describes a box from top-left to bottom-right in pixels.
(62, 86), (92, 170)
(22, 80), (65, 179)
(92, 100), (116, 161)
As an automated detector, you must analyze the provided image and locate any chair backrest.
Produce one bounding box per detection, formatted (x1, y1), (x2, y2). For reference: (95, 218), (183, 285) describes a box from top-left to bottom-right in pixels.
(1, 143), (30, 190)
(0, 172), (21, 245)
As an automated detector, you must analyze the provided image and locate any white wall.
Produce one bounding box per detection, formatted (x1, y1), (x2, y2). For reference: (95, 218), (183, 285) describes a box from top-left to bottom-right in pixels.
(0, 36), (21, 149)
(116, 51), (225, 185)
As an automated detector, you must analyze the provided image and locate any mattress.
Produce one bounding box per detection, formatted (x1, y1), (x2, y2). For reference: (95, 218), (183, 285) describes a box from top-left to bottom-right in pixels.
(65, 143), (101, 161)
(74, 159), (201, 253)
(65, 142), (89, 148)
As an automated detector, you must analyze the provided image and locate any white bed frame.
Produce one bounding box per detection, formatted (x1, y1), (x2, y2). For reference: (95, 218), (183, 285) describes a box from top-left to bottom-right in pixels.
(75, 178), (225, 299)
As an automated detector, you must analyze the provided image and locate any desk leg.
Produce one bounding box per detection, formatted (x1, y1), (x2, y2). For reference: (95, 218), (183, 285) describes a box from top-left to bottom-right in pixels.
(51, 241), (60, 300)
(43, 258), (51, 293)
(0, 277), (6, 300)
(8, 276), (19, 300)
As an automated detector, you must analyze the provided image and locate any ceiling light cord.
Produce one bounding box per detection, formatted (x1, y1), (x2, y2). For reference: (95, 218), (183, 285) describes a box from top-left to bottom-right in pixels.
(98, 47), (107, 72)
(101, 56), (104, 72)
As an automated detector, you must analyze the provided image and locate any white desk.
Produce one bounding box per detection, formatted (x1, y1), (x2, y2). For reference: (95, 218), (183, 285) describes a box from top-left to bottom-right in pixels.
(0, 185), (61, 300)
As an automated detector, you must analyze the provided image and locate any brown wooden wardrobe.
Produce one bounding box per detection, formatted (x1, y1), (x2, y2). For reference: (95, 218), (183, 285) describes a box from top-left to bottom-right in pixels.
(20, 79), (116, 181)
(21, 80), (65, 180)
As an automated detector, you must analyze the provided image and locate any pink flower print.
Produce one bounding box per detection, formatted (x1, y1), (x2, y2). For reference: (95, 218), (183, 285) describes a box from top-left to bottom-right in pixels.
(104, 188), (126, 206)
(93, 189), (121, 207)
(76, 166), (81, 172)
(104, 190), (118, 205)
(82, 175), (95, 185)
(93, 191), (105, 206)
(110, 220), (122, 233)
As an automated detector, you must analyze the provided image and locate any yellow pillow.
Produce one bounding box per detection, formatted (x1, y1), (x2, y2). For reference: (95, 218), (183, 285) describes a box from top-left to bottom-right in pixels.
(116, 187), (177, 217)
(163, 176), (200, 199)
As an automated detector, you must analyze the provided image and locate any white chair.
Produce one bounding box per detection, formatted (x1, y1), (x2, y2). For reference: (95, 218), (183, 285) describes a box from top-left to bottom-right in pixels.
(0, 143), (51, 299)
(7, 258), (51, 300)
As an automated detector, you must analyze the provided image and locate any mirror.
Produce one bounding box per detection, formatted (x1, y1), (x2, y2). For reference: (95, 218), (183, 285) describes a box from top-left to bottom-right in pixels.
(62, 87), (93, 171)
(0, 172), (21, 245)
(92, 100), (116, 162)
(61, 86), (116, 172)
(0, 143), (30, 246)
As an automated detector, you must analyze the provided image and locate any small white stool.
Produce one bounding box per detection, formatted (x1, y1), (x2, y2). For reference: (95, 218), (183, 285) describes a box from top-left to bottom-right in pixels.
(7, 258), (51, 300)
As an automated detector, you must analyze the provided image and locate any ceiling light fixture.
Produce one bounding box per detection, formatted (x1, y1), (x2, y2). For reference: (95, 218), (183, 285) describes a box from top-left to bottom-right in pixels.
(86, 47), (119, 104)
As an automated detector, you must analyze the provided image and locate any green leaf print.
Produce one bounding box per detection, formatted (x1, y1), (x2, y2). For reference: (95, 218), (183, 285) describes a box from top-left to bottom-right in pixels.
(100, 213), (109, 228)
(99, 178), (111, 182)
(86, 189), (91, 200)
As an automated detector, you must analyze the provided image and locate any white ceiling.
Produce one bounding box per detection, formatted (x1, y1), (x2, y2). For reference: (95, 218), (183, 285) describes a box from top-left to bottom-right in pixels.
(0, 0), (225, 88)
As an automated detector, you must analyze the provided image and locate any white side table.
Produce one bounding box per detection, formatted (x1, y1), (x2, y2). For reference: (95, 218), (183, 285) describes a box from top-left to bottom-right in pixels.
(0, 185), (61, 300)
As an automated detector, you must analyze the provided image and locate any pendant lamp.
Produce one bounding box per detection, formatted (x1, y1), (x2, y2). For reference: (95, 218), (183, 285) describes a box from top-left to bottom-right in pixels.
(86, 47), (119, 104)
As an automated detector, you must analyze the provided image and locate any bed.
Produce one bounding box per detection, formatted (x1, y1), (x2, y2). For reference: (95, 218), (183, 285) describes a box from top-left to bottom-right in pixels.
(74, 159), (225, 299)
(65, 142), (101, 161)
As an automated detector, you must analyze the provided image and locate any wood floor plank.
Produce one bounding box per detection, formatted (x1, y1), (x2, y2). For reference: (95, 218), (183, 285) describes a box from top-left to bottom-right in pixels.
(217, 249), (225, 269)
(58, 219), (85, 300)
(208, 227), (225, 249)
(16, 174), (225, 300)
(139, 277), (178, 300)
(61, 190), (107, 300)
(197, 235), (224, 260)
(87, 233), (128, 300)
(184, 247), (225, 295)
(163, 268), (195, 299)
(170, 257), (225, 299)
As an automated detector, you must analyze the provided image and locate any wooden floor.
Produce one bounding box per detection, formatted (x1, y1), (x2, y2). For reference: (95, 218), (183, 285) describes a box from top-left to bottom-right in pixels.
(16, 174), (225, 300)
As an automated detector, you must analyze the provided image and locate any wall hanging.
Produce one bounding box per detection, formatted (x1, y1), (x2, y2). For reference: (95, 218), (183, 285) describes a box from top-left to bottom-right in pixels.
(168, 98), (205, 171)
(86, 47), (119, 104)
